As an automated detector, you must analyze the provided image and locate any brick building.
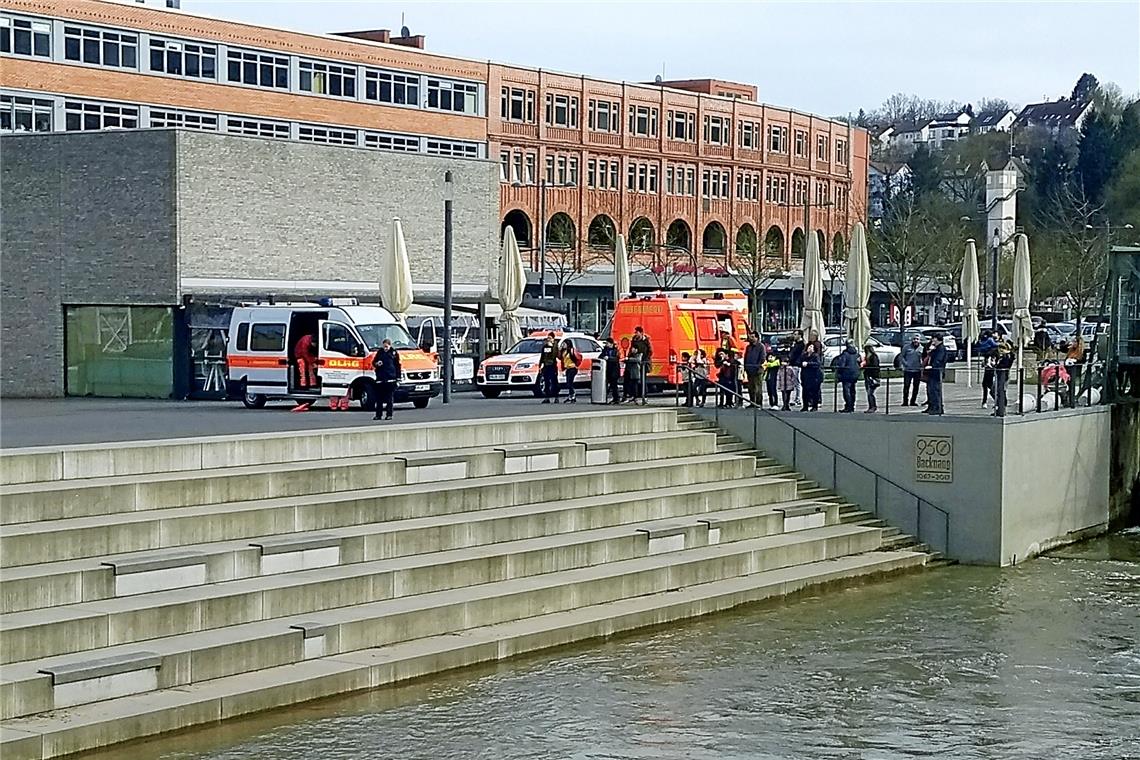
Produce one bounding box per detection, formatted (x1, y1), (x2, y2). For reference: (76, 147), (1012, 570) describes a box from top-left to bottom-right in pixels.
(1, 1), (868, 294)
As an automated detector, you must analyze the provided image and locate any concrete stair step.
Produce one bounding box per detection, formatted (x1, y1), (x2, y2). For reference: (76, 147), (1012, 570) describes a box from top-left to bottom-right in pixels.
(1, 478), (800, 614)
(0, 524), (893, 724)
(0, 430), (721, 526)
(0, 549), (928, 760)
(0, 453), (760, 568)
(0, 409), (677, 486)
(0, 497), (839, 666)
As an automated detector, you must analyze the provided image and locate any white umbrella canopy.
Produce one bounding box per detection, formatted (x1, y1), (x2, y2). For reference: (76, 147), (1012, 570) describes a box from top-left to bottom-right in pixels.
(1011, 233), (1033, 350)
(380, 217), (414, 322)
(842, 222), (871, 350)
(800, 230), (826, 338)
(961, 239), (981, 387)
(614, 233), (631, 305)
(498, 227), (527, 352)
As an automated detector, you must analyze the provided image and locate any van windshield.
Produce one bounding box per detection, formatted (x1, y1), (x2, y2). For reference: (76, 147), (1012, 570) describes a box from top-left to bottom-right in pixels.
(355, 323), (418, 350)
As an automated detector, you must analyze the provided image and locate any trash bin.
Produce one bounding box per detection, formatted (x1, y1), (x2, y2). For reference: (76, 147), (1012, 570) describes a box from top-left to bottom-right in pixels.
(591, 359), (608, 404)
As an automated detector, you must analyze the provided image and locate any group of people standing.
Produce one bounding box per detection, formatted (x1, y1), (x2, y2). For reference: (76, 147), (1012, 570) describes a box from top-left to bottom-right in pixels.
(678, 328), (952, 415)
(537, 333), (585, 404)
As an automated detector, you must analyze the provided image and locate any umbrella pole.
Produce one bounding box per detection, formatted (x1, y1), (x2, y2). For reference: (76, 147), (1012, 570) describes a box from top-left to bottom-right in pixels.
(966, 343), (972, 388)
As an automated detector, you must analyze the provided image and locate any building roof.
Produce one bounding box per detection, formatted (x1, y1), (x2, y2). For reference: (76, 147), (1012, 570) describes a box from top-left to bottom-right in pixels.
(1016, 99), (1091, 127)
(869, 161), (910, 175)
(975, 110), (1015, 127)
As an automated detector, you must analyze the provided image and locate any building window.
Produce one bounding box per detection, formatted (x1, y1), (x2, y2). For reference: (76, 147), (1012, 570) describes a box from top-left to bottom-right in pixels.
(736, 172), (760, 201)
(364, 69), (419, 106)
(1, 16), (51, 58)
(544, 93), (579, 128)
(298, 124), (358, 146)
(701, 168), (730, 199)
(836, 139), (848, 165)
(501, 86), (536, 123)
(1, 93), (53, 133)
(703, 115), (730, 146)
(64, 25), (138, 69)
(63, 100), (139, 131)
(363, 131), (420, 152)
(426, 78), (479, 115)
(768, 124), (788, 153)
(794, 129), (807, 157)
(668, 165), (696, 196)
(739, 120), (759, 149)
(501, 150), (511, 181)
(667, 110), (695, 141)
(648, 164), (658, 193)
(149, 38), (216, 79)
(524, 153), (536, 184)
(836, 185), (849, 211)
(628, 104), (659, 137)
(250, 324), (286, 352)
(816, 134), (829, 161)
(625, 161), (658, 193)
(227, 48), (289, 89)
(148, 108), (219, 131)
(425, 138), (481, 158)
(591, 157), (618, 190)
(299, 60), (357, 98)
(815, 181), (830, 206)
(587, 99), (619, 133)
(225, 116), (290, 139)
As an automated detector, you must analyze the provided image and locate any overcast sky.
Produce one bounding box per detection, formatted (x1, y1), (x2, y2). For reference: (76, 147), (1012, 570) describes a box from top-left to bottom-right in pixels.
(190, 1), (1139, 117)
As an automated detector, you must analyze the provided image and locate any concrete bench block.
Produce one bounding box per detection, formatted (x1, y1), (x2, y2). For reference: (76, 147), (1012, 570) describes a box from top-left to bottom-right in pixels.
(290, 622), (336, 659)
(251, 535), (342, 576)
(497, 443), (584, 473)
(776, 504), (827, 532)
(102, 552), (207, 597)
(637, 525), (687, 554)
(39, 652), (161, 709)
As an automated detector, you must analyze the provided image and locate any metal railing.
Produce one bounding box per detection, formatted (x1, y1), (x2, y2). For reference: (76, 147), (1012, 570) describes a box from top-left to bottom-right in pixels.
(674, 364), (952, 556)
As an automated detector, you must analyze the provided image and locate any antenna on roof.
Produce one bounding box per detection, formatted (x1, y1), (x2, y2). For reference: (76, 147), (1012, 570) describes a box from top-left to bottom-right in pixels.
(400, 12), (409, 37)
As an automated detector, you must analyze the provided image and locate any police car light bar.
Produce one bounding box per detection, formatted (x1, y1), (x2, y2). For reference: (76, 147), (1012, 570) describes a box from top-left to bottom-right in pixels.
(318, 297), (359, 307)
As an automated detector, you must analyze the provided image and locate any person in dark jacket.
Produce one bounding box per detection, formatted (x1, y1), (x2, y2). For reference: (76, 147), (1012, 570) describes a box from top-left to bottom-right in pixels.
(834, 341), (861, 412)
(862, 344), (881, 413)
(763, 353), (781, 408)
(924, 334), (948, 415)
(743, 334), (766, 407)
(600, 338), (621, 404)
(898, 334), (924, 406)
(992, 338), (1014, 417)
(788, 330), (806, 408)
(976, 331), (999, 406)
(538, 333), (560, 404)
(800, 344), (823, 411)
(371, 339), (401, 420)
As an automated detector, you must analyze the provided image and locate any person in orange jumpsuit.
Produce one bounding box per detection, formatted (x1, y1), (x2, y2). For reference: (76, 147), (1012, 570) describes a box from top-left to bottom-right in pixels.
(294, 333), (317, 389)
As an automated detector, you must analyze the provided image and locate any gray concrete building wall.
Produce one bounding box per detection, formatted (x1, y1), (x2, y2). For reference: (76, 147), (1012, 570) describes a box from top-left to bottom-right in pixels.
(0, 131), (180, 398)
(173, 131), (499, 296)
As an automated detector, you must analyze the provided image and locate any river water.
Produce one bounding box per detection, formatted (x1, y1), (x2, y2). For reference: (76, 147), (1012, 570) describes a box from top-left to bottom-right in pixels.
(122, 532), (1140, 760)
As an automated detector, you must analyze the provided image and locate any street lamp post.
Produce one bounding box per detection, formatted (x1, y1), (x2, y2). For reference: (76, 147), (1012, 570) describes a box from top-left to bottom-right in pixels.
(442, 170), (454, 404)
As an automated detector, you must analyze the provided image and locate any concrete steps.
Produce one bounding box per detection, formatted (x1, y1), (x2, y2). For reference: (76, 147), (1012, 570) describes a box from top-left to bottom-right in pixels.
(0, 409), (930, 759)
(677, 410), (956, 569)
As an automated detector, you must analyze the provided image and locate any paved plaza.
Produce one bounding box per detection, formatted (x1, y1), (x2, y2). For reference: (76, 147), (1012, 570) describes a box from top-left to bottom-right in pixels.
(0, 370), (1063, 449)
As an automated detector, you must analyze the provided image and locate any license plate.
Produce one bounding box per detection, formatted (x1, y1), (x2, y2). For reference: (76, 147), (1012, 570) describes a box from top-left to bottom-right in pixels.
(486, 370), (508, 381)
(415, 384), (430, 391)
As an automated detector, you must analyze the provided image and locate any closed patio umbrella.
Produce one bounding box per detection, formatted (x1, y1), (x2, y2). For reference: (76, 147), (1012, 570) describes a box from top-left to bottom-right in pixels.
(498, 227), (527, 353)
(961, 239), (981, 388)
(800, 230), (826, 339)
(614, 233), (631, 305)
(380, 217), (414, 323)
(842, 222), (871, 350)
(1011, 233), (1033, 372)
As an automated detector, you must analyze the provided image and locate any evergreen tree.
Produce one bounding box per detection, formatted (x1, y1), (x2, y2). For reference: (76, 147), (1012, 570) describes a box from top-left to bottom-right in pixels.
(1077, 110), (1119, 204)
(907, 144), (942, 199)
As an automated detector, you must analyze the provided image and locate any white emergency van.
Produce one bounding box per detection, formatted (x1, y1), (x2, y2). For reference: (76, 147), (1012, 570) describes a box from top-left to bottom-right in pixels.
(226, 299), (440, 410)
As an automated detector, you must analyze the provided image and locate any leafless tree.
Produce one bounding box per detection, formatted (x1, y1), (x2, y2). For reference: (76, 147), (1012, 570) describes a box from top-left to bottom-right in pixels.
(729, 226), (789, 331)
(1036, 183), (1109, 330)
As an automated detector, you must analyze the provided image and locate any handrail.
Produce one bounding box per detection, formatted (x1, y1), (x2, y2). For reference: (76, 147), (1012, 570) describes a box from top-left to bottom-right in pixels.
(677, 364), (952, 556)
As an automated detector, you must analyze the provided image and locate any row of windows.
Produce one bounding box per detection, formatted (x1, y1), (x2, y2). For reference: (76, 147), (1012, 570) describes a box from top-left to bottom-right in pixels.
(586, 158), (621, 190)
(544, 153), (579, 185)
(500, 149), (538, 185)
(0, 92), (484, 158)
(626, 162), (659, 194)
(2, 14), (481, 116)
(702, 168), (731, 200)
(737, 172), (761, 202)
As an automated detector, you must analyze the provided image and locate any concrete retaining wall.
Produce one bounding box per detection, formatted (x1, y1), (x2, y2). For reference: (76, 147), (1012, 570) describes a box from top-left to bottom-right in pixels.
(696, 406), (1113, 565)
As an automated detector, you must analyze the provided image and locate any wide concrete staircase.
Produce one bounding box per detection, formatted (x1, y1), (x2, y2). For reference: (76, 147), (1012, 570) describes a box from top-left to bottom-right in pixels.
(675, 410), (955, 566)
(0, 409), (932, 759)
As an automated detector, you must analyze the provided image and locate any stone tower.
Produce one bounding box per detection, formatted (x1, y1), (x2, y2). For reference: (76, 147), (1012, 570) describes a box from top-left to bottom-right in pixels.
(985, 162), (1019, 253)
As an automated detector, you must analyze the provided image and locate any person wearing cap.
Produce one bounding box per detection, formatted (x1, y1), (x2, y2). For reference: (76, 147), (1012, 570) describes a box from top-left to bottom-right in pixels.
(924, 333), (948, 415)
(833, 339), (861, 413)
(862, 343), (881, 413)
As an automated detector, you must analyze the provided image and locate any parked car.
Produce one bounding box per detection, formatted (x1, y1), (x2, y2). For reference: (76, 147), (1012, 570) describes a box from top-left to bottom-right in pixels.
(822, 334), (900, 368)
(476, 332), (602, 398)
